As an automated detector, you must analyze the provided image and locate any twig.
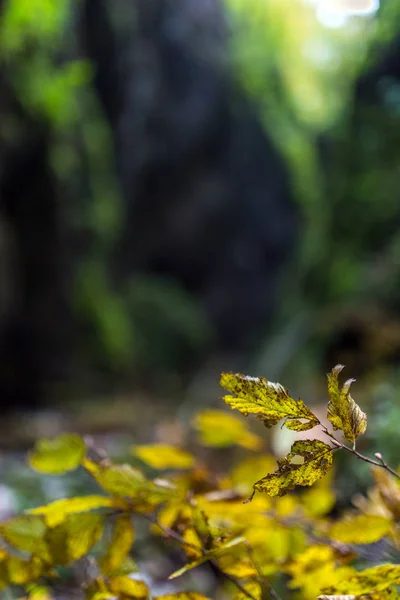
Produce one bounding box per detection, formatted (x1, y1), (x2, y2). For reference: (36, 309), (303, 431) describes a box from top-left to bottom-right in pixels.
(146, 513), (258, 600)
(209, 559), (258, 600)
(245, 541), (282, 600)
(322, 427), (400, 481)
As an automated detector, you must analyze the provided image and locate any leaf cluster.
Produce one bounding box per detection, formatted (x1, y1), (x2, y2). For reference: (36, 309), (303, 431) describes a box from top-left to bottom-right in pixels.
(1, 366), (399, 600)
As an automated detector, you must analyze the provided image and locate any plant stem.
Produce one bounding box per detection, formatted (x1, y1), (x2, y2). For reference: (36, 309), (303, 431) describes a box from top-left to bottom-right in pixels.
(322, 427), (400, 481)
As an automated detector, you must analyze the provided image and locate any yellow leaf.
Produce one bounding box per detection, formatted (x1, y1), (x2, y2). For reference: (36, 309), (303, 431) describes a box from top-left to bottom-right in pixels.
(228, 455), (277, 496)
(132, 444), (195, 470)
(233, 581), (262, 600)
(301, 468), (336, 518)
(220, 372), (319, 431)
(169, 536), (245, 579)
(217, 553), (258, 578)
(193, 410), (262, 450)
(154, 594), (211, 600)
(25, 585), (54, 600)
(329, 514), (393, 544)
(107, 575), (149, 599)
(44, 513), (104, 566)
(372, 468), (400, 520)
(319, 592), (399, 600)
(100, 514), (135, 576)
(27, 495), (125, 527)
(5, 555), (44, 585)
(0, 515), (46, 552)
(322, 564), (400, 596)
(287, 545), (356, 599)
(327, 365), (367, 443)
(28, 434), (86, 474)
(251, 440), (333, 498)
(83, 458), (176, 507)
(181, 527), (203, 560)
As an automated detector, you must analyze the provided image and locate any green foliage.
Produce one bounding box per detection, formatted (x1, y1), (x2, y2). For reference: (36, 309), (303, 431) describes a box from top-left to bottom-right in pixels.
(1, 366), (400, 599)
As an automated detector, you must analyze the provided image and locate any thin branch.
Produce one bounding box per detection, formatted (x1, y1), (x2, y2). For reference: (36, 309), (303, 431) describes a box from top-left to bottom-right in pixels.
(245, 541), (282, 600)
(146, 513), (257, 600)
(209, 559), (258, 600)
(321, 427), (400, 481)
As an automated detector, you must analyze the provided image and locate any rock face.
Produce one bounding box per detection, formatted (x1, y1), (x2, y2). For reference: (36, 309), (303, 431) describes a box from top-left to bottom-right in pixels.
(0, 0), (298, 408)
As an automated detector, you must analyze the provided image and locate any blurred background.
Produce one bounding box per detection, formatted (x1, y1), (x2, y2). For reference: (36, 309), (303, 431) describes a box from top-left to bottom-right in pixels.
(1, 0), (400, 509)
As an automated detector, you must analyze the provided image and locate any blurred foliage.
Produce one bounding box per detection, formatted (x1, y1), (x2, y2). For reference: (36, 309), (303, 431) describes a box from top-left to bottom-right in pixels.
(1, 366), (400, 598)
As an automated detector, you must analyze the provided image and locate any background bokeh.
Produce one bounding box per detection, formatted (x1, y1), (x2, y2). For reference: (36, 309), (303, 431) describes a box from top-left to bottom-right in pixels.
(1, 0), (400, 509)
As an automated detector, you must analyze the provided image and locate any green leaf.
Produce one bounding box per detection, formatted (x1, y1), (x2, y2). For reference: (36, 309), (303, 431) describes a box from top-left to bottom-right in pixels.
(193, 409), (262, 450)
(44, 513), (104, 566)
(322, 564), (400, 596)
(329, 514), (393, 544)
(0, 515), (46, 552)
(28, 434), (86, 474)
(100, 514), (135, 576)
(83, 458), (176, 506)
(132, 444), (195, 470)
(27, 495), (125, 527)
(251, 440), (334, 498)
(169, 536), (245, 580)
(220, 373), (319, 431)
(327, 365), (367, 443)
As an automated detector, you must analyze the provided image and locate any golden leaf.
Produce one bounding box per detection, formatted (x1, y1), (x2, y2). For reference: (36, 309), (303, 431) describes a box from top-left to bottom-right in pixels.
(107, 575), (149, 599)
(83, 458), (177, 507)
(251, 440), (333, 498)
(132, 444), (195, 470)
(100, 514), (135, 576)
(220, 372), (319, 431)
(28, 434), (86, 474)
(193, 409), (262, 450)
(322, 564), (400, 596)
(329, 514), (393, 544)
(44, 513), (104, 566)
(27, 495), (125, 527)
(154, 594), (211, 600)
(327, 365), (367, 443)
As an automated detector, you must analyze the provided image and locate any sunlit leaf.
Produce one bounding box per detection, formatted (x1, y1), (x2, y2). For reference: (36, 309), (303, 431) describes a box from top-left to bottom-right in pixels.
(27, 495), (125, 527)
(0, 515), (46, 552)
(169, 536), (245, 579)
(154, 594), (211, 600)
(4, 555), (44, 585)
(83, 458), (176, 506)
(100, 514), (135, 576)
(301, 468), (336, 518)
(28, 434), (86, 474)
(132, 444), (195, 470)
(107, 575), (149, 598)
(233, 581), (262, 600)
(228, 455), (277, 496)
(319, 591), (399, 600)
(220, 372), (319, 431)
(329, 514), (393, 544)
(287, 545), (356, 599)
(251, 440), (333, 498)
(24, 585), (54, 600)
(193, 409), (262, 450)
(44, 513), (104, 566)
(327, 365), (367, 443)
(322, 564), (400, 595)
(372, 467), (400, 520)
